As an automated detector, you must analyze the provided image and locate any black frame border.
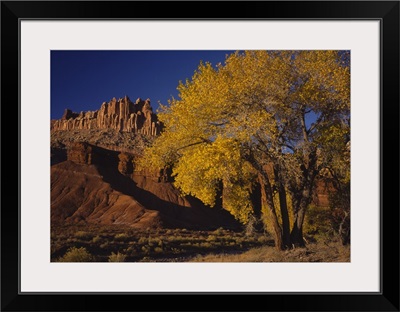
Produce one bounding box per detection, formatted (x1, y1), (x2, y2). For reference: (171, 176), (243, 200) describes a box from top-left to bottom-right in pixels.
(1, 1), (399, 311)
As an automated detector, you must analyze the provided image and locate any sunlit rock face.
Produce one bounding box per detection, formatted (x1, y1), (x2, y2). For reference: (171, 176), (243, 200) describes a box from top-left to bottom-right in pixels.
(51, 96), (162, 136)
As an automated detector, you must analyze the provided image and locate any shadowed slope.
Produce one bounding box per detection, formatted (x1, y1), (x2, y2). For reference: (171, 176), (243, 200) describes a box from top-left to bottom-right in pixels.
(51, 161), (162, 228)
(51, 145), (241, 230)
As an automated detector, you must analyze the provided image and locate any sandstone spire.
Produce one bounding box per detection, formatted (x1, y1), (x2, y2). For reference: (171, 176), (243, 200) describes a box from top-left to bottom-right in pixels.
(52, 96), (162, 136)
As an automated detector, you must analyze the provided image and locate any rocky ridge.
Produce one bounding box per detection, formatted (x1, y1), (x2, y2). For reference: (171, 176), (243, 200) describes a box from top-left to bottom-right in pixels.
(52, 96), (162, 136)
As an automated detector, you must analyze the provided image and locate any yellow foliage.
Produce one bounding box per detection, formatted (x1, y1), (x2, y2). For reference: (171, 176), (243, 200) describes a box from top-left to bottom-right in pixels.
(139, 50), (350, 225)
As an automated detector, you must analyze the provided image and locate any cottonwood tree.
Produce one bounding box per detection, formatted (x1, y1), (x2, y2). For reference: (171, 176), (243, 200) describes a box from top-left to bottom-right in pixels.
(140, 50), (350, 250)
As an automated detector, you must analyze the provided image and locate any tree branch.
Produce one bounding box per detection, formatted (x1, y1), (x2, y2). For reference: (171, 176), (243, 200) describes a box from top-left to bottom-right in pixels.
(207, 121), (229, 127)
(300, 109), (309, 143)
(176, 138), (211, 151)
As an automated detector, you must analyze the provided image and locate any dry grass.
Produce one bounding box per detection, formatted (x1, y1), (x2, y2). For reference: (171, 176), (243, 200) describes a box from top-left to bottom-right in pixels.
(190, 240), (350, 262)
(51, 224), (269, 262)
(52, 224), (349, 262)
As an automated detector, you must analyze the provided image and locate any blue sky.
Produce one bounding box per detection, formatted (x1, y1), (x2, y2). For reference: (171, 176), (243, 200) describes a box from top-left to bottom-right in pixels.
(51, 50), (235, 119)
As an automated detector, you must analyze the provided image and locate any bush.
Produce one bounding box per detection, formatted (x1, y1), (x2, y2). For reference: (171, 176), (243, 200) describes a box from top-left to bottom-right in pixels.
(245, 215), (263, 237)
(257, 235), (269, 244)
(115, 233), (128, 241)
(100, 242), (109, 249)
(141, 246), (150, 254)
(213, 227), (224, 235)
(92, 235), (102, 243)
(58, 247), (93, 262)
(147, 237), (162, 247)
(138, 237), (148, 244)
(206, 235), (218, 242)
(74, 231), (91, 240)
(303, 205), (333, 242)
(108, 252), (127, 262)
(154, 247), (163, 253)
(200, 242), (212, 248)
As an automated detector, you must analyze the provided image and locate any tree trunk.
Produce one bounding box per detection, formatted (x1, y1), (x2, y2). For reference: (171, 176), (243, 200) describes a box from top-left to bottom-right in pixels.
(339, 211), (350, 245)
(259, 174), (284, 250)
(274, 165), (291, 248)
(291, 199), (307, 247)
(290, 150), (318, 247)
(290, 178), (315, 247)
(250, 182), (264, 233)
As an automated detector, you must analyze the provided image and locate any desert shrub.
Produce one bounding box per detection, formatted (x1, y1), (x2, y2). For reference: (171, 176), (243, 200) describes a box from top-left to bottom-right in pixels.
(171, 247), (181, 254)
(245, 214), (259, 237)
(114, 233), (129, 241)
(75, 231), (91, 240)
(92, 235), (102, 244)
(58, 247), (93, 262)
(200, 242), (212, 248)
(257, 235), (269, 244)
(108, 252), (127, 262)
(303, 205), (333, 242)
(141, 246), (150, 254)
(138, 237), (148, 244)
(148, 237), (162, 245)
(100, 242), (109, 249)
(213, 227), (225, 235)
(126, 246), (134, 254)
(206, 235), (218, 242)
(154, 247), (163, 253)
(171, 235), (184, 242)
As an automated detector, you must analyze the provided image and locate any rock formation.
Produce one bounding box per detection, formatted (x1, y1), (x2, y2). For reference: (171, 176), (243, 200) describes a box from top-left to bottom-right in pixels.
(67, 142), (95, 165)
(51, 143), (241, 230)
(65, 142), (173, 182)
(52, 96), (162, 136)
(118, 152), (134, 174)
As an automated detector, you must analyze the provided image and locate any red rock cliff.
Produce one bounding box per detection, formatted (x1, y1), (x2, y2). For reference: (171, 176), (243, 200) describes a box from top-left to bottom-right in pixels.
(52, 96), (162, 136)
